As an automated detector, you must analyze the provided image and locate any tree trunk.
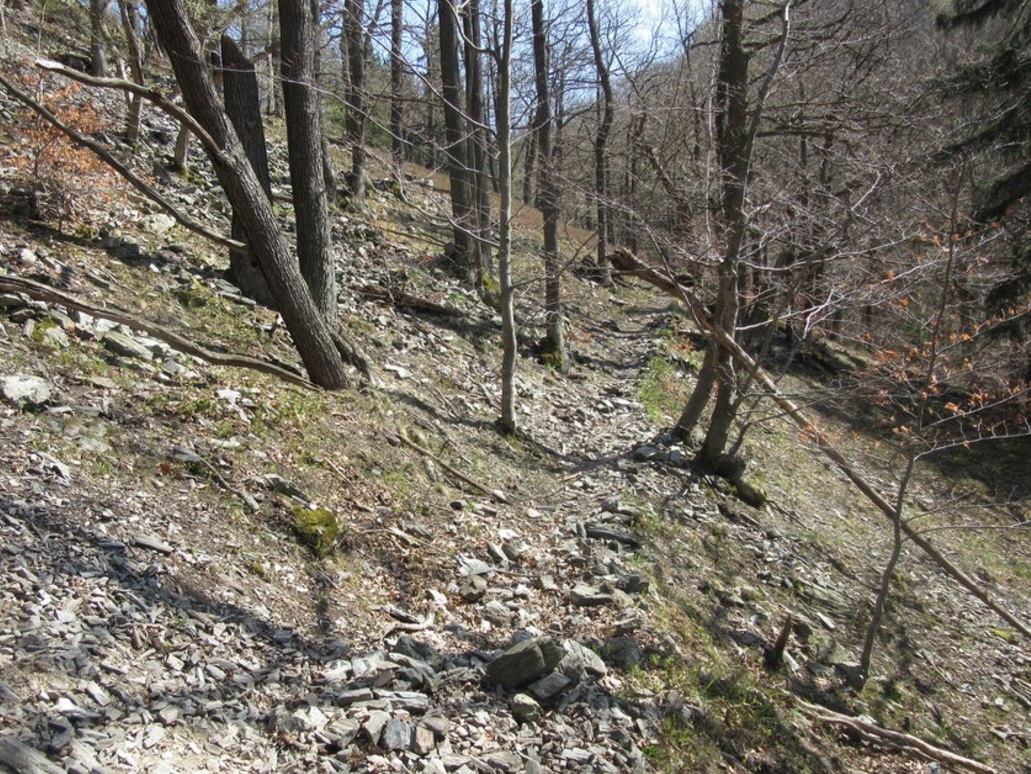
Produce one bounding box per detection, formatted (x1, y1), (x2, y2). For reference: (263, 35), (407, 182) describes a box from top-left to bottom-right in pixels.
(496, 0), (516, 433)
(438, 0), (474, 276)
(118, 2), (144, 145)
(389, 0), (404, 173)
(343, 0), (366, 206)
(696, 0), (749, 471)
(531, 0), (565, 368)
(279, 0), (337, 319)
(586, 0), (613, 284)
(143, 0), (349, 389)
(464, 0), (492, 282)
(90, 0), (109, 77)
(221, 34), (276, 307)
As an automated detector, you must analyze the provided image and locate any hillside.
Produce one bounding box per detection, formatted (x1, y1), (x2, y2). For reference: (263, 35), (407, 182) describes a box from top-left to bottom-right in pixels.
(1, 8), (1030, 774)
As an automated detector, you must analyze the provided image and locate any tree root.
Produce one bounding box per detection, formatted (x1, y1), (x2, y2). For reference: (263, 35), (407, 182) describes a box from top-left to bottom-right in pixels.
(797, 700), (998, 773)
(0, 274), (316, 389)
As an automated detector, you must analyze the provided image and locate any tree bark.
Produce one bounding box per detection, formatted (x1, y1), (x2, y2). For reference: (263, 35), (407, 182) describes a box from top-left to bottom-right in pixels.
(221, 34), (275, 307)
(280, 0), (337, 319)
(143, 0), (349, 389)
(464, 0), (492, 281)
(496, 0), (517, 433)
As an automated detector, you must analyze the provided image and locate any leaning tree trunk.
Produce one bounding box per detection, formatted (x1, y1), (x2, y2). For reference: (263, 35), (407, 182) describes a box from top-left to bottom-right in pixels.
(143, 0), (349, 389)
(221, 35), (275, 307)
(279, 0), (337, 319)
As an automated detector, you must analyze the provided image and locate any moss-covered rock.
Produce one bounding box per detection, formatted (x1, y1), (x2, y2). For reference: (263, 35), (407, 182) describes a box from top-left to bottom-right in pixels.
(291, 506), (340, 557)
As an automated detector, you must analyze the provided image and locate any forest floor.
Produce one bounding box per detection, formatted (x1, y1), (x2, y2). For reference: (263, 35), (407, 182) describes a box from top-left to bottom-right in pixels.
(1, 8), (1030, 774)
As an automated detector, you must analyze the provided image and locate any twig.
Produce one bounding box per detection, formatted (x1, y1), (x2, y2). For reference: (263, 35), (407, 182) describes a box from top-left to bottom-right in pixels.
(0, 274), (316, 389)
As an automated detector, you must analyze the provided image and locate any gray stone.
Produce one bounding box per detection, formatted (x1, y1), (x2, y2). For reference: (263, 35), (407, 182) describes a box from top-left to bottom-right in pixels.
(381, 718), (413, 750)
(570, 584), (613, 607)
(482, 600), (514, 628)
(486, 637), (563, 690)
(631, 445), (663, 461)
(411, 724), (436, 755)
(324, 718), (360, 747)
(0, 292), (28, 308)
(508, 693), (541, 724)
(459, 574), (488, 602)
(362, 710), (391, 743)
(616, 573), (650, 594)
(418, 716), (450, 739)
(603, 636), (644, 670)
(527, 671), (572, 702)
(560, 640), (608, 680)
(1, 375), (52, 409)
(102, 331), (154, 361)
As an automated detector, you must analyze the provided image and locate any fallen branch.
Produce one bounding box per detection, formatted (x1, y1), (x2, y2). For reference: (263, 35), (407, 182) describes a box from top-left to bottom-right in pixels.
(386, 430), (509, 503)
(360, 284), (464, 318)
(0, 274), (315, 389)
(797, 700), (997, 773)
(610, 248), (1031, 639)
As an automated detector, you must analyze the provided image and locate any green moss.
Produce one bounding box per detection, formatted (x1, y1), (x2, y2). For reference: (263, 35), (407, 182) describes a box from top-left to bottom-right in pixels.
(291, 506), (341, 557)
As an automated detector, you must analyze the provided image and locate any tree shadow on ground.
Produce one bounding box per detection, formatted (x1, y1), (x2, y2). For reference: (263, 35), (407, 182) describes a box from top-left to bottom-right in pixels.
(0, 492), (653, 772)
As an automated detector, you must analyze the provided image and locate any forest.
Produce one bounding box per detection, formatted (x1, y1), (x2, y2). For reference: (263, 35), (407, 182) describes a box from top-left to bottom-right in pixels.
(0, 0), (1029, 772)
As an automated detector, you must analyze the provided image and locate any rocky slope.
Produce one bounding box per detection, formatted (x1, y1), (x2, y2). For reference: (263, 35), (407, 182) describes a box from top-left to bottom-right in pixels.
(1, 8), (1030, 773)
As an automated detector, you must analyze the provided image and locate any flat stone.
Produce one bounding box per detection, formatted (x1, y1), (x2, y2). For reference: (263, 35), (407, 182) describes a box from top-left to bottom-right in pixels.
(527, 671), (572, 702)
(570, 584), (613, 606)
(102, 330), (154, 360)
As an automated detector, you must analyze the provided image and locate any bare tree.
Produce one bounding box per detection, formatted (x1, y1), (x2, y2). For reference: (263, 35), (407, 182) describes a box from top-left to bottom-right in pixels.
(389, 0), (404, 173)
(437, 0), (474, 276)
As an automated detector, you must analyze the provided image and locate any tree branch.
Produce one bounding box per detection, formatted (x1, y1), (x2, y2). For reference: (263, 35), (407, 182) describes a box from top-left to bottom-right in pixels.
(0, 67), (242, 252)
